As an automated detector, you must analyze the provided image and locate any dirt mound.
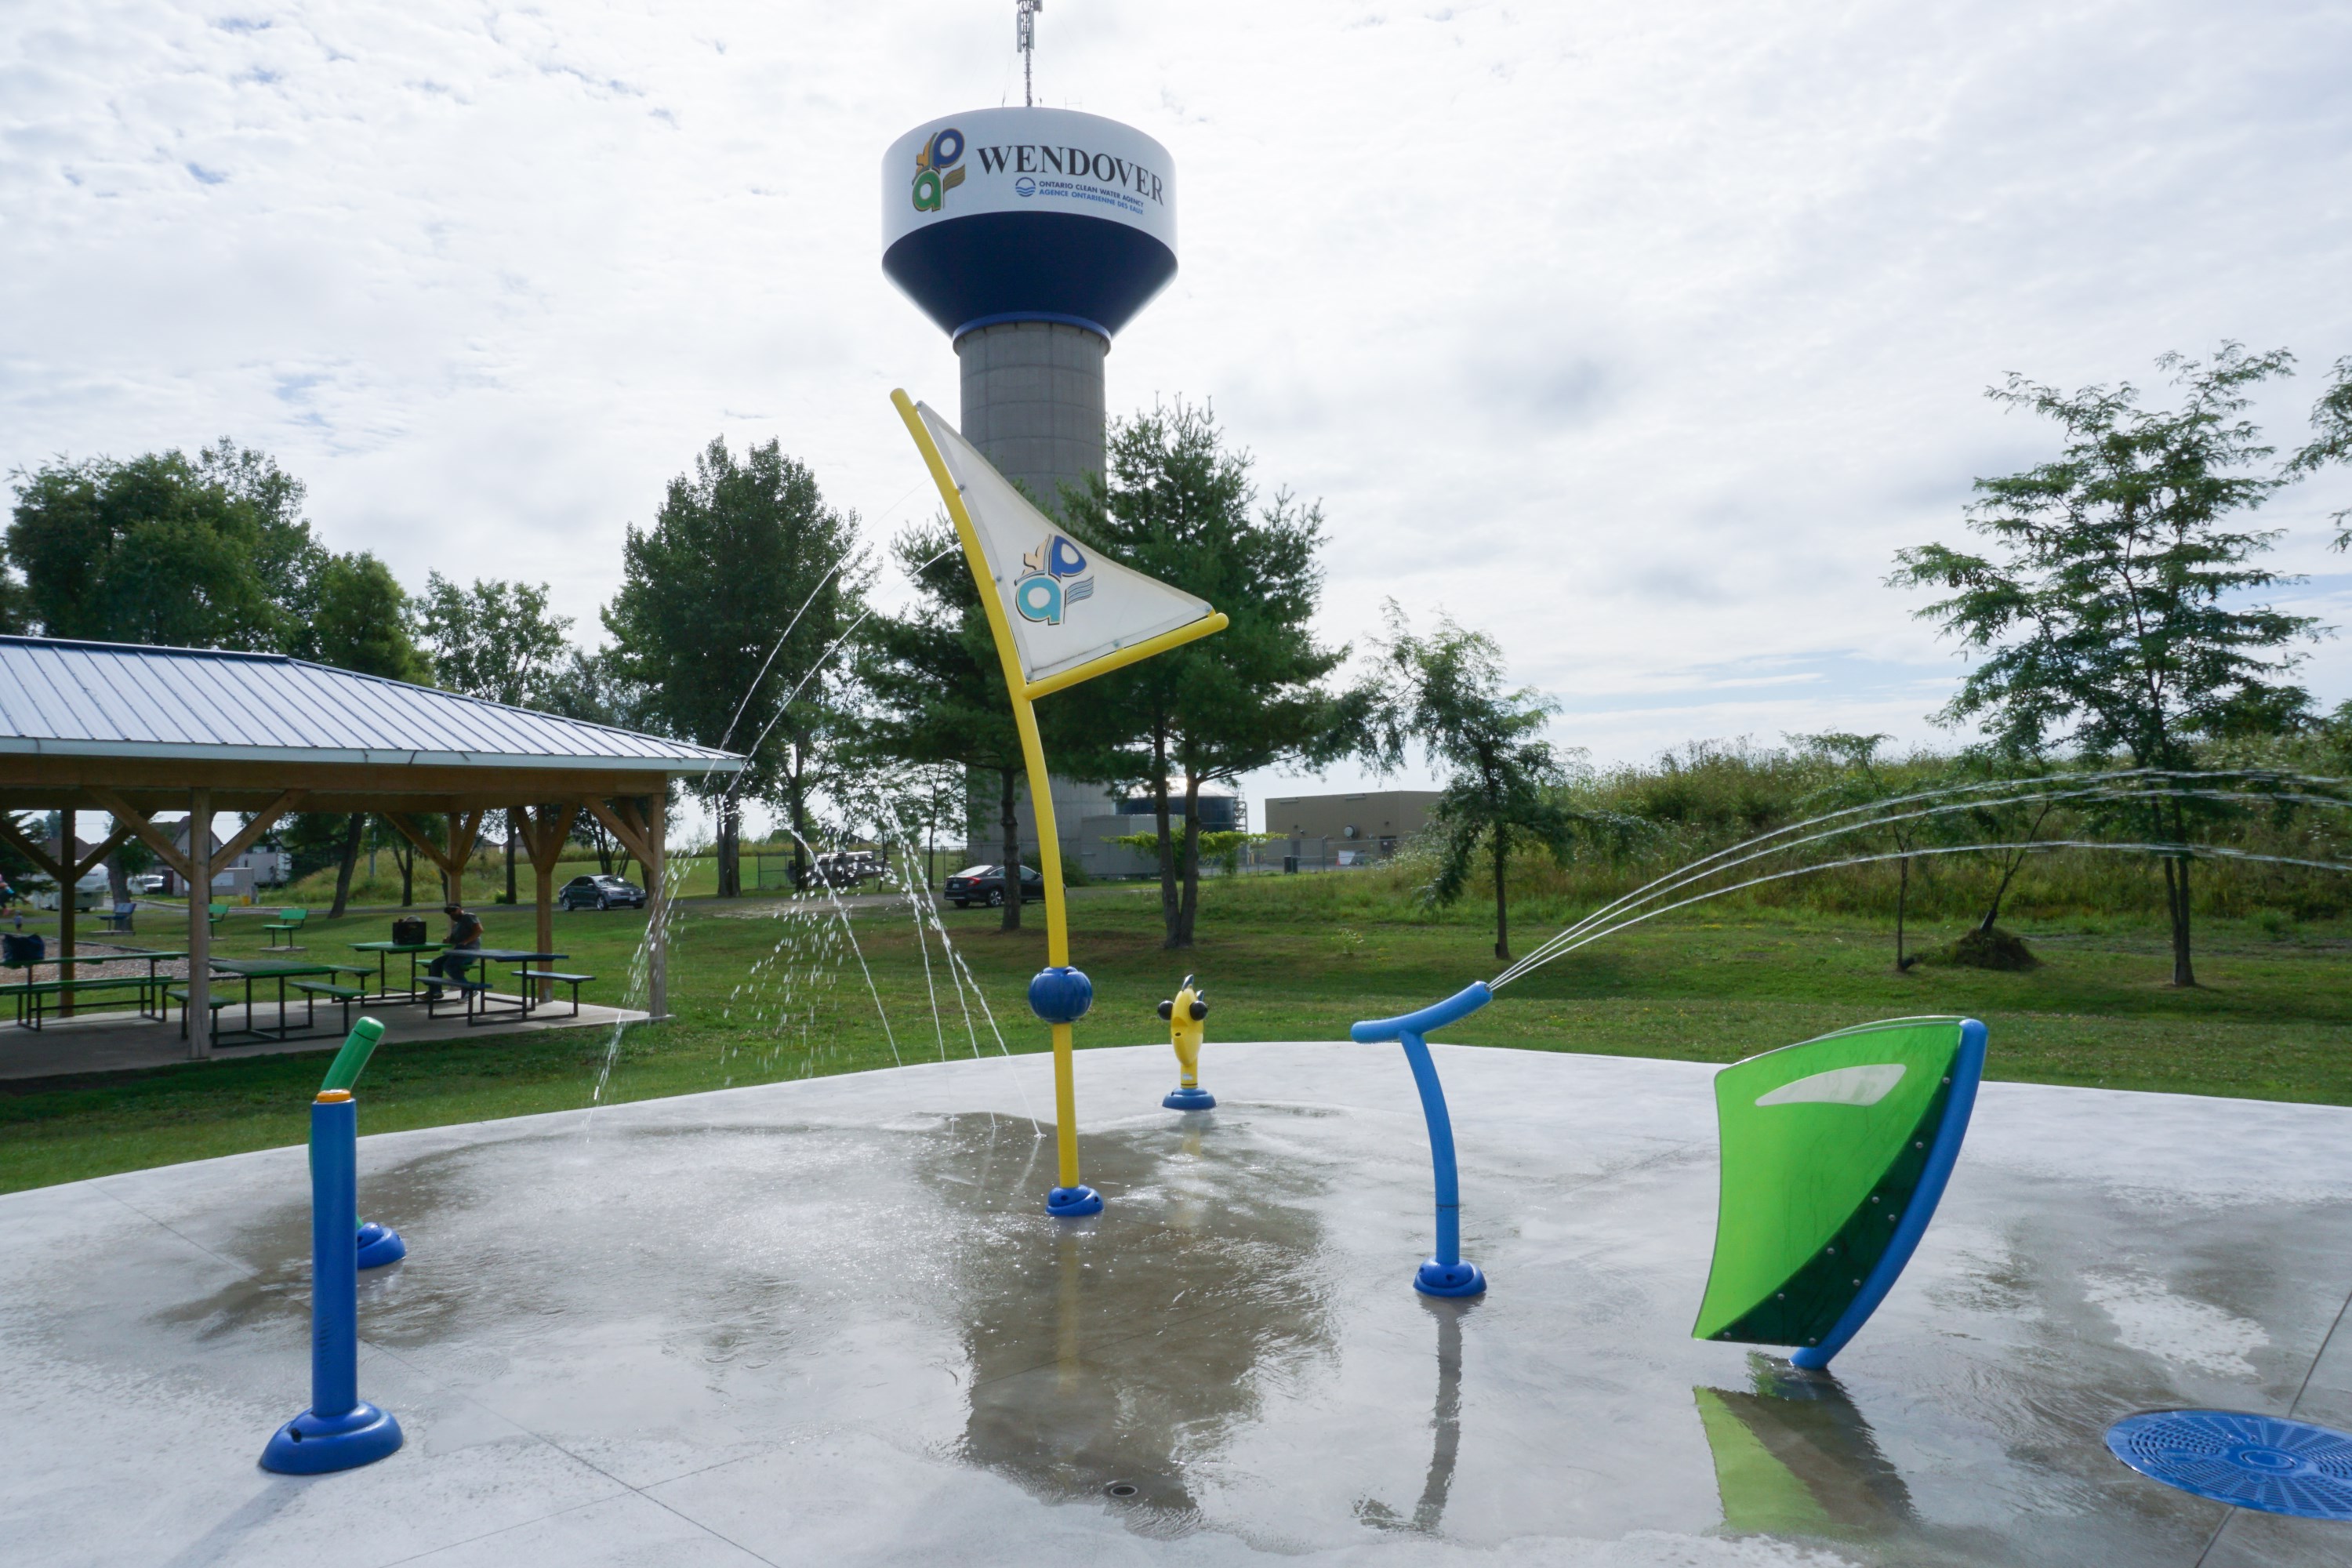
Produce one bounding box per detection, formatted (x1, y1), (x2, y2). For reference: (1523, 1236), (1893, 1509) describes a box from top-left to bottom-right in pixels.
(1942, 925), (2040, 971)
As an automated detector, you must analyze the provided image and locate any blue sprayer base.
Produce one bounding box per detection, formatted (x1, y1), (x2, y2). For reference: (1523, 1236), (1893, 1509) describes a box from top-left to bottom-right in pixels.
(1046, 1185), (1104, 1218)
(260, 1402), (403, 1475)
(1162, 1087), (1216, 1111)
(1414, 1258), (1487, 1298)
(355, 1221), (406, 1271)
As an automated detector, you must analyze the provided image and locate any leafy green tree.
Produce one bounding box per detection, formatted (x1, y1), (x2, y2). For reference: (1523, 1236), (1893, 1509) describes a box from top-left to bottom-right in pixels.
(1370, 606), (1622, 964)
(291, 550), (430, 914)
(1893, 345), (2318, 986)
(416, 573), (578, 902)
(605, 437), (862, 897)
(5, 441), (320, 651)
(858, 520), (1033, 929)
(1057, 401), (1363, 948)
(2291, 354), (2352, 546)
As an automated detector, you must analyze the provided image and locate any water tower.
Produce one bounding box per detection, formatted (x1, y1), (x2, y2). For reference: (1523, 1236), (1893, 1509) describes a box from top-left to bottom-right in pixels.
(879, 15), (1177, 517)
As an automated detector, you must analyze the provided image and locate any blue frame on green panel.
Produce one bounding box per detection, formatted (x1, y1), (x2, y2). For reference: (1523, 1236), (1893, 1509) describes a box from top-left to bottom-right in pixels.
(1352, 982), (1492, 1298)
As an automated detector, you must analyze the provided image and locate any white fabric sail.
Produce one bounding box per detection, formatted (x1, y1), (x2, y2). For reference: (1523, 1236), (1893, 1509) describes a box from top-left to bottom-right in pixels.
(913, 401), (1216, 688)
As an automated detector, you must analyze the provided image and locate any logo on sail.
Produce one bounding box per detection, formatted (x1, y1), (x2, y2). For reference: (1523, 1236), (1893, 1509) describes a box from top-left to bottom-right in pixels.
(1014, 535), (1094, 625)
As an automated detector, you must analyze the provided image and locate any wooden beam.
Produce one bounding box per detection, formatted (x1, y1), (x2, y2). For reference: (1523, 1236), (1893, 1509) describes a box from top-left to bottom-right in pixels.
(72, 822), (136, 880)
(382, 813), (461, 877)
(583, 798), (655, 869)
(85, 790), (196, 884)
(214, 790), (304, 867)
(0, 815), (68, 884)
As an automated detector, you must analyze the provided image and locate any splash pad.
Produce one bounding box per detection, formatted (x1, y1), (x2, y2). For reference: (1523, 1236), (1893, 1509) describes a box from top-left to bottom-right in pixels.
(7, 1042), (2352, 1564)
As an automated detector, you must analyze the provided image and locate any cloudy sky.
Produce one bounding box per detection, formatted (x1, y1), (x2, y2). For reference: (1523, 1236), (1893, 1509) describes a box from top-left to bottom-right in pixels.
(6, 2), (2351, 829)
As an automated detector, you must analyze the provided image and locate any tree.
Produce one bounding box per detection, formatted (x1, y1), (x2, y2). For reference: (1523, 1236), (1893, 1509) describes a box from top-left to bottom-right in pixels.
(2291, 354), (2352, 546)
(1791, 732), (1928, 971)
(416, 573), (575, 903)
(1370, 607), (1620, 964)
(284, 551), (430, 916)
(858, 519), (1033, 930)
(1893, 345), (2318, 986)
(1057, 400), (1363, 948)
(539, 649), (650, 878)
(605, 437), (861, 897)
(5, 441), (320, 651)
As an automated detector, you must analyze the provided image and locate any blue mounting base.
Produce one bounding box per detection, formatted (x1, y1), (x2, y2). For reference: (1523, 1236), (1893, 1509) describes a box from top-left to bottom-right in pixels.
(259, 1402), (404, 1475)
(1162, 1087), (1216, 1111)
(355, 1221), (406, 1271)
(1414, 1258), (1486, 1298)
(1046, 1185), (1104, 1218)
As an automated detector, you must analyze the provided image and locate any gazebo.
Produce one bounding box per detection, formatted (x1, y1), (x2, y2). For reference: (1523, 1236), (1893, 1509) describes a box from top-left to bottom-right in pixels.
(0, 635), (744, 1057)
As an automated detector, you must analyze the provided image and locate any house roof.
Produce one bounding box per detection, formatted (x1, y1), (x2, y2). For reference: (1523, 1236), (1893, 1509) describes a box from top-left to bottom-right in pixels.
(0, 636), (743, 775)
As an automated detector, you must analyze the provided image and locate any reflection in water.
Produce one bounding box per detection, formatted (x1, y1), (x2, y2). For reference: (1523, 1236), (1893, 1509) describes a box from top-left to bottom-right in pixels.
(1696, 1356), (1914, 1541)
(923, 1112), (1338, 1538)
(1354, 1297), (1468, 1534)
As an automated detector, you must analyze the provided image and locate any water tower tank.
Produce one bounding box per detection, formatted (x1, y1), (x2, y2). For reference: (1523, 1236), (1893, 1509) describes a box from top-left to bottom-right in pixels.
(881, 107), (1178, 517)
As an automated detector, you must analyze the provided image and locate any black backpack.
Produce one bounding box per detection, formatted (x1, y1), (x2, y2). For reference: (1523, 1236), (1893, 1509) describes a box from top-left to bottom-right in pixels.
(391, 916), (428, 946)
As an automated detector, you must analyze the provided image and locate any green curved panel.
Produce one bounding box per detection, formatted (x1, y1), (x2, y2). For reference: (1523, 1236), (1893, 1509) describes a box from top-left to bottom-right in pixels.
(1692, 1018), (1965, 1347)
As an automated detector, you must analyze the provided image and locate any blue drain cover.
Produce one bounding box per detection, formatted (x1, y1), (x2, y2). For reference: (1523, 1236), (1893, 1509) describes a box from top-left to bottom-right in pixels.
(2106, 1410), (2352, 1520)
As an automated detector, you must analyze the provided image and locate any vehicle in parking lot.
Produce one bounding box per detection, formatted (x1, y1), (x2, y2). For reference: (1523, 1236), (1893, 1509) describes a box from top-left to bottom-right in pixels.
(559, 873), (648, 911)
(942, 863), (1044, 908)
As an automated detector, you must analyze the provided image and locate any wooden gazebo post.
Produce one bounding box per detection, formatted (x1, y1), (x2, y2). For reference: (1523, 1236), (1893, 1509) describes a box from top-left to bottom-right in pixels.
(187, 791), (211, 1061)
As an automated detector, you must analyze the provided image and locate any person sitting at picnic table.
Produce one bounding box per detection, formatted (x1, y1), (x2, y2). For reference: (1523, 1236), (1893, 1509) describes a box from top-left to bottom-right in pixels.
(423, 902), (485, 1000)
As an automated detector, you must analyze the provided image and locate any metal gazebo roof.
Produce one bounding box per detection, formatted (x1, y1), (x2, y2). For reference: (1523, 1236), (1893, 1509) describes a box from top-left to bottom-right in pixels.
(0, 636), (742, 774)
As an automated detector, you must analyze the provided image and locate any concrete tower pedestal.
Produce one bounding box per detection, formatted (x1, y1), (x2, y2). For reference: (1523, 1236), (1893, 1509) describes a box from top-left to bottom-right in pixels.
(956, 321), (1108, 521)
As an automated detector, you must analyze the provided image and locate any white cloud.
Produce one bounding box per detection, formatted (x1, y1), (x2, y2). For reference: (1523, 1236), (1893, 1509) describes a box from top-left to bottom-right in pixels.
(4, 0), (2350, 824)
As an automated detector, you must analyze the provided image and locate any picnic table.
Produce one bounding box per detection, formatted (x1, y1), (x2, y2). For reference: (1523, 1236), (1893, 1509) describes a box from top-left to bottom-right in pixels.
(347, 939), (445, 1003)
(201, 957), (376, 1045)
(2, 949), (185, 1029)
(427, 947), (572, 1025)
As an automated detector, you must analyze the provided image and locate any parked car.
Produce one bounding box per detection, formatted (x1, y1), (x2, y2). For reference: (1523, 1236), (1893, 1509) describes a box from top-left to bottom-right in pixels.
(129, 873), (168, 895)
(559, 873), (648, 911)
(943, 863), (1044, 908)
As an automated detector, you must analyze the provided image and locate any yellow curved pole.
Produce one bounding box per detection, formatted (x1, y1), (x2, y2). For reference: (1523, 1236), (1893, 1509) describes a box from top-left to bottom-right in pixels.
(894, 390), (1081, 1190)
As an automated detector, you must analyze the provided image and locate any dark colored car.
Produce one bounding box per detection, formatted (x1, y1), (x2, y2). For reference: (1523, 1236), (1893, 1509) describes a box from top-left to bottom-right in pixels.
(559, 873), (648, 911)
(944, 863), (1044, 908)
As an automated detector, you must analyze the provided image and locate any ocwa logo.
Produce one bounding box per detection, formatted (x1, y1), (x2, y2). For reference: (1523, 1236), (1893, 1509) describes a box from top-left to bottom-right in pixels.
(912, 127), (966, 212)
(1014, 535), (1094, 625)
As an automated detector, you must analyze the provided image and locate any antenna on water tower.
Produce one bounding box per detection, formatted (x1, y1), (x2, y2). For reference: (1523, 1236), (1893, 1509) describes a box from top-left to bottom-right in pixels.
(1017, 0), (1042, 107)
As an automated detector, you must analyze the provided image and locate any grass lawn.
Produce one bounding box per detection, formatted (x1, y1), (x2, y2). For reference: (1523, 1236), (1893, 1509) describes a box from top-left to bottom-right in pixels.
(2, 877), (2346, 1193)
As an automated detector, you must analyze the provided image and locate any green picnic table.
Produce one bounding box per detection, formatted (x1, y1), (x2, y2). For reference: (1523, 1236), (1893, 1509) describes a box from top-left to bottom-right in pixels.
(1, 949), (184, 1029)
(347, 940), (445, 1004)
(200, 957), (376, 1044)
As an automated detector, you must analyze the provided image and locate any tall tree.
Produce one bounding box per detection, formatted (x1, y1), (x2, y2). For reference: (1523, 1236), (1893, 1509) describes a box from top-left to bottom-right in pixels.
(291, 550), (430, 916)
(5, 441), (320, 651)
(606, 437), (862, 897)
(2291, 354), (2352, 546)
(859, 519), (1033, 929)
(1893, 345), (2318, 986)
(416, 573), (576, 903)
(1057, 400), (1362, 948)
(1370, 607), (1612, 964)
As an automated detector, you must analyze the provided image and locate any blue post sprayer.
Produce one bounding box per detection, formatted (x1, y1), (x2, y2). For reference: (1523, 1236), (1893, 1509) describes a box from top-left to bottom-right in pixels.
(1352, 982), (1492, 1298)
(260, 1087), (402, 1473)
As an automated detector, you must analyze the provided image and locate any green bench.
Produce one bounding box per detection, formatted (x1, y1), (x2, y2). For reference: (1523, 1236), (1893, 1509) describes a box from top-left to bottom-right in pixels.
(518, 970), (596, 1018)
(262, 908), (309, 949)
(3, 974), (154, 1029)
(426, 975), (494, 1024)
(293, 978), (365, 1032)
(164, 985), (237, 1039)
(208, 902), (228, 934)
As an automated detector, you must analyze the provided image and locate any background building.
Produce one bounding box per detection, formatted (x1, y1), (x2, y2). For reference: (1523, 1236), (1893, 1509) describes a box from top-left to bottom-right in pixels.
(1261, 790), (1442, 869)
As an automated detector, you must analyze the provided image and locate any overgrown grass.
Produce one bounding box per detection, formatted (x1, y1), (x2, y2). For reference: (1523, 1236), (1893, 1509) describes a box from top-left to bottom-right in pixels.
(3, 873), (2346, 1194)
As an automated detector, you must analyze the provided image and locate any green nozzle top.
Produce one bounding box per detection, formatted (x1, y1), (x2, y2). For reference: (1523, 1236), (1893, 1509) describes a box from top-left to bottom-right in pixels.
(318, 1018), (387, 1094)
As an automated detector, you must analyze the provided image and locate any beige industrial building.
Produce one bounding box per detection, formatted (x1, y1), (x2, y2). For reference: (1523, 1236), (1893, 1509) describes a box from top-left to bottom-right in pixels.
(1261, 789), (1442, 869)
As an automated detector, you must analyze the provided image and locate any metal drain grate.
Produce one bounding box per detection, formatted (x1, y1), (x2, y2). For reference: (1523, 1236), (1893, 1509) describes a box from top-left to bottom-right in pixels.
(2106, 1410), (2352, 1520)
